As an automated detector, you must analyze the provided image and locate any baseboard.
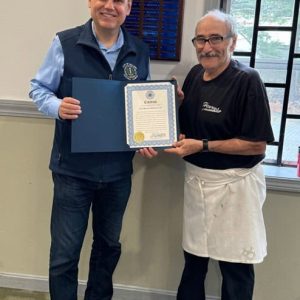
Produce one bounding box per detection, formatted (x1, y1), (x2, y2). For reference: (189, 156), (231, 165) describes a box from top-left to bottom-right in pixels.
(0, 272), (220, 300)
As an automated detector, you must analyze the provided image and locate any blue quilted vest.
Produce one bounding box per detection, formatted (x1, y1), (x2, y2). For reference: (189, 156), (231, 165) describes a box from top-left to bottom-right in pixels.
(49, 19), (149, 182)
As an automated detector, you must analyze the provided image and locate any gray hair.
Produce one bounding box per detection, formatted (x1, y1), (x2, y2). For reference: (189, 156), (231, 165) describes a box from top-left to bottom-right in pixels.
(199, 9), (238, 37)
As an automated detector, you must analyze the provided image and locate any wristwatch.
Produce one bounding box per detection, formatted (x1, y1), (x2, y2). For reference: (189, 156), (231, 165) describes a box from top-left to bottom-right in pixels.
(202, 139), (209, 152)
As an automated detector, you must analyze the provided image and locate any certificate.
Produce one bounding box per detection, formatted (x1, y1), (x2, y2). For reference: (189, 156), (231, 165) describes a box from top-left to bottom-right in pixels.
(125, 81), (178, 148)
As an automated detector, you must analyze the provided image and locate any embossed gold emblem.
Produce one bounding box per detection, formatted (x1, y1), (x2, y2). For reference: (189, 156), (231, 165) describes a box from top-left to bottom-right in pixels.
(133, 132), (145, 143)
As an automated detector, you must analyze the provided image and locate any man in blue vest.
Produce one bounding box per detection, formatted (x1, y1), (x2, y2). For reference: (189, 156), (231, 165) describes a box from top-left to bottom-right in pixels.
(29, 0), (151, 299)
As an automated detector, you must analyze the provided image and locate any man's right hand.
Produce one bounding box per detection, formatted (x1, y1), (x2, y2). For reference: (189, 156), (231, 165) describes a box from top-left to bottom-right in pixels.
(59, 97), (82, 120)
(137, 147), (158, 159)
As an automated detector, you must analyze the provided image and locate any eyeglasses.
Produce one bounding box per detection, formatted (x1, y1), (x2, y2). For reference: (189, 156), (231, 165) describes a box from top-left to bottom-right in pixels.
(192, 34), (233, 47)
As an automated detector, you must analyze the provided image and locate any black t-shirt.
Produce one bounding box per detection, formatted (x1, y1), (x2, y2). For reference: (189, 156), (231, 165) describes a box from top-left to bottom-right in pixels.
(180, 59), (274, 170)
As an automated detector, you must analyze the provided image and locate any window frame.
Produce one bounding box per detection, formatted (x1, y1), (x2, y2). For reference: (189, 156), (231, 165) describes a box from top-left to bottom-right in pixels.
(220, 0), (300, 167)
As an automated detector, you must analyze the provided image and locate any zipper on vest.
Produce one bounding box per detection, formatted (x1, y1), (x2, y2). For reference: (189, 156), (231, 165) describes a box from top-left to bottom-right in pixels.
(109, 74), (113, 80)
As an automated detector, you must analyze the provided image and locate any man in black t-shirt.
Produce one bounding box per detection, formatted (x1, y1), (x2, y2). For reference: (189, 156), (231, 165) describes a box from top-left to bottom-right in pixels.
(166, 9), (274, 300)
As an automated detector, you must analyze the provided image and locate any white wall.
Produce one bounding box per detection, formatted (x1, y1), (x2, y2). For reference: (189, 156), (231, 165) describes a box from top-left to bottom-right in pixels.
(0, 1), (88, 100)
(0, 0), (219, 101)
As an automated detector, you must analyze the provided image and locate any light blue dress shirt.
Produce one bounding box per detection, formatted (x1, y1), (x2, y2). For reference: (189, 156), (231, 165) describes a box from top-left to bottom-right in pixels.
(30, 24), (129, 119)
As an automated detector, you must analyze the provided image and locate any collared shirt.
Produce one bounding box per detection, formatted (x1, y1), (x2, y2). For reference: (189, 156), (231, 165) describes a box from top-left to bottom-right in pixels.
(30, 23), (128, 119)
(91, 22), (124, 71)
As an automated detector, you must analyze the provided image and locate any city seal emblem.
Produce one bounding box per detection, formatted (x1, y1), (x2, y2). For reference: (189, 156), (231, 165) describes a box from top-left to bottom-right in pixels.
(146, 90), (155, 99)
(123, 63), (138, 80)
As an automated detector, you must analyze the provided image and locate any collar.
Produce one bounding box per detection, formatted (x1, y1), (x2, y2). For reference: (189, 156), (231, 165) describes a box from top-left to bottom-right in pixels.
(91, 21), (124, 53)
(77, 19), (137, 55)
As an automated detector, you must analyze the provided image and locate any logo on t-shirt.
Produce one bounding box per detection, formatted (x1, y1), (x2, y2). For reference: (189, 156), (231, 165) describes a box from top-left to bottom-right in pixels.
(202, 102), (222, 113)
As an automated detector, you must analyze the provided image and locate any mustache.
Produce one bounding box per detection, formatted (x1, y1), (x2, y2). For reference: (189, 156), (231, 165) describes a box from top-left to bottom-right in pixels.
(199, 52), (218, 58)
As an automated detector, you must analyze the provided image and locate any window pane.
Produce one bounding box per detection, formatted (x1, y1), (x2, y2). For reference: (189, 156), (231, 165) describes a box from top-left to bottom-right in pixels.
(256, 31), (291, 60)
(288, 59), (300, 114)
(259, 0), (295, 26)
(296, 8), (300, 53)
(229, 0), (256, 52)
(236, 34), (252, 52)
(255, 31), (291, 83)
(232, 55), (250, 66)
(256, 59), (287, 83)
(282, 119), (300, 165)
(266, 87), (284, 141)
(265, 145), (278, 163)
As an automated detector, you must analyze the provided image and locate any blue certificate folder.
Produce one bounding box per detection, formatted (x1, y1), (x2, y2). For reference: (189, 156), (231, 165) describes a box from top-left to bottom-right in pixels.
(72, 77), (131, 152)
(71, 77), (179, 153)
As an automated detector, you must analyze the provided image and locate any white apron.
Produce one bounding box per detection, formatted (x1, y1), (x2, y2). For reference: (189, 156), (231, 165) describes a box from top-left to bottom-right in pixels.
(183, 161), (267, 264)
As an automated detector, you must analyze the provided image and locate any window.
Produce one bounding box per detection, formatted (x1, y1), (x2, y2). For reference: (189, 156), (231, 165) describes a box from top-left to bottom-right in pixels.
(220, 0), (300, 167)
(124, 0), (184, 61)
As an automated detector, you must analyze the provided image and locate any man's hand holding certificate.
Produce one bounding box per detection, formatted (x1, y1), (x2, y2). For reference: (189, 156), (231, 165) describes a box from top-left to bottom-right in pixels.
(125, 82), (178, 148)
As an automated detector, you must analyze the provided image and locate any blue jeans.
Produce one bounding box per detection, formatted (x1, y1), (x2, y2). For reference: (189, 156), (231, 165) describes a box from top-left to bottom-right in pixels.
(177, 251), (254, 300)
(49, 173), (132, 300)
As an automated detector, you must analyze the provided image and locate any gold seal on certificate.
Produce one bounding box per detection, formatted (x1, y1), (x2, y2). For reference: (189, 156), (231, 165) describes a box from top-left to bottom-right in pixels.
(134, 131), (145, 143)
(124, 81), (178, 148)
